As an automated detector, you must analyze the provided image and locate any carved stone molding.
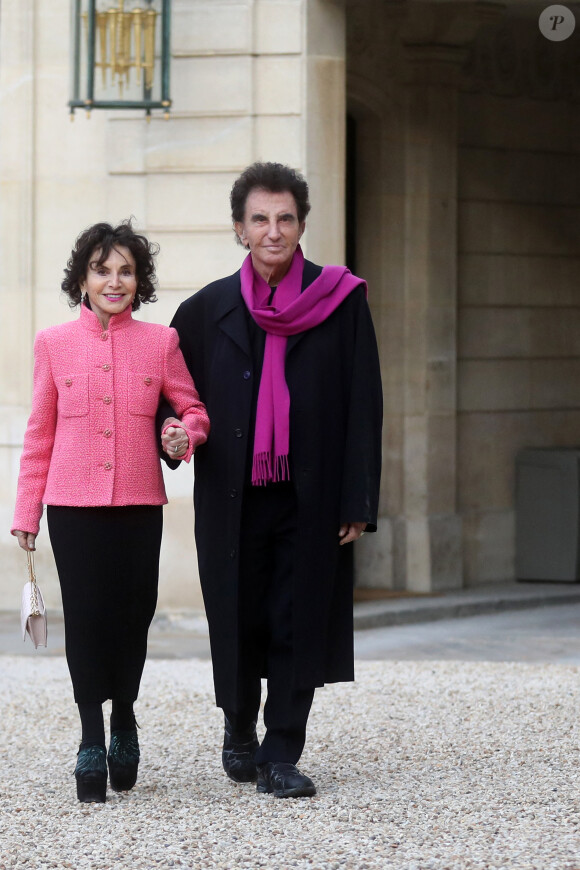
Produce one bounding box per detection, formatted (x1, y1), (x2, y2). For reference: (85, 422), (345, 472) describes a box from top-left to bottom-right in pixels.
(404, 43), (470, 86)
(346, 0), (505, 93)
(401, 1), (505, 48)
(462, 19), (580, 102)
(346, 0), (405, 87)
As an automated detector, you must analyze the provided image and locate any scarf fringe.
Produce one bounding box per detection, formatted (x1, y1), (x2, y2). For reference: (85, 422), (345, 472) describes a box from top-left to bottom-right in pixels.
(274, 454), (290, 483)
(252, 452), (272, 487)
(251, 452), (290, 486)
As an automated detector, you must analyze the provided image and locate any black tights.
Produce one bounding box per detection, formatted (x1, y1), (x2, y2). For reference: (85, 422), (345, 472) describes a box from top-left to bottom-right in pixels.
(78, 700), (135, 748)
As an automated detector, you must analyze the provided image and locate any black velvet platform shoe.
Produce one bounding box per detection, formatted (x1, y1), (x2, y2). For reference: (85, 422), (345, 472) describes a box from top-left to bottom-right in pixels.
(107, 729), (140, 792)
(74, 745), (107, 803)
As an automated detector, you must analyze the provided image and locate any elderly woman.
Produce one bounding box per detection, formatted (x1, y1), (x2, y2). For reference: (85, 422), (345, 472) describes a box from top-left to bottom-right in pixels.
(11, 221), (210, 804)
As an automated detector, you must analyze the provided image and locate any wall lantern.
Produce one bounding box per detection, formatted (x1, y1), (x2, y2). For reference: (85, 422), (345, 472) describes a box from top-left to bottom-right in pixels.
(69, 0), (171, 119)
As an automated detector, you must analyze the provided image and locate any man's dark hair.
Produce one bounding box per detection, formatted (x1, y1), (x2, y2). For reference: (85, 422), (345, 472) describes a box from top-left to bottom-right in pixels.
(230, 162), (311, 245)
(61, 219), (159, 310)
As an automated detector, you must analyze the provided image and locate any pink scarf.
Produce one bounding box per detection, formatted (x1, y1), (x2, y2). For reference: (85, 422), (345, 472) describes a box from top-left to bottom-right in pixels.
(240, 245), (367, 486)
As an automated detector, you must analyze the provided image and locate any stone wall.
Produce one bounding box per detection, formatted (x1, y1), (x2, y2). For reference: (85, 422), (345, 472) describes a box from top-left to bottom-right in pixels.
(6, 0), (576, 602)
(0, 0), (347, 611)
(457, 19), (580, 584)
(347, 0), (500, 592)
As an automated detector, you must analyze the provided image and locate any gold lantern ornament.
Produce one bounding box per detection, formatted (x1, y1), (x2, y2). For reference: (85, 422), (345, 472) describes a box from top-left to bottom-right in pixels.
(70, 0), (171, 119)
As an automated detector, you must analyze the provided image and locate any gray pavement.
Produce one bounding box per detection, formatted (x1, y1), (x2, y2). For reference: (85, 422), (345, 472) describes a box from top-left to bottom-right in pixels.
(351, 579), (580, 628)
(4, 579), (580, 662)
(354, 601), (580, 663)
(352, 580), (580, 663)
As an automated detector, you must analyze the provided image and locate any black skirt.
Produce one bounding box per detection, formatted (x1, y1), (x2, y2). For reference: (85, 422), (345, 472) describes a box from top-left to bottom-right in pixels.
(47, 505), (163, 704)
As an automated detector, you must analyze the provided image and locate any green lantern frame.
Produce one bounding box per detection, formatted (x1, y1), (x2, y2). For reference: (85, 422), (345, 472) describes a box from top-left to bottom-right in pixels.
(69, 0), (171, 118)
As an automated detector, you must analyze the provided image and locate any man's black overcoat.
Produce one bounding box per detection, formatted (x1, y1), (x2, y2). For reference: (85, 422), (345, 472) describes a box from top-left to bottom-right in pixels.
(169, 259), (383, 711)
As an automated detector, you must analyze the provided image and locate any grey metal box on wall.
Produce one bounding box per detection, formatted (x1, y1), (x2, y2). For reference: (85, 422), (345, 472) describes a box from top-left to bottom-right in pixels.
(516, 448), (580, 582)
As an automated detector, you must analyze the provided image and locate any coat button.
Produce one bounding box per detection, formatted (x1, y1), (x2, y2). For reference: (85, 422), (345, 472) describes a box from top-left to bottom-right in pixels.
(100, 332), (108, 341)
(234, 428), (243, 438)
(243, 370), (251, 380)
(103, 429), (112, 438)
(230, 548), (237, 559)
(229, 489), (238, 498)
(104, 462), (113, 470)
(102, 364), (111, 372)
(144, 377), (152, 385)
(65, 378), (72, 386)
(103, 396), (112, 404)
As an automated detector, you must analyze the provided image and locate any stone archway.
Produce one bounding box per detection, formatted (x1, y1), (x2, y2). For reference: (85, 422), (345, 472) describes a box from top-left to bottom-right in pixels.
(346, 0), (504, 592)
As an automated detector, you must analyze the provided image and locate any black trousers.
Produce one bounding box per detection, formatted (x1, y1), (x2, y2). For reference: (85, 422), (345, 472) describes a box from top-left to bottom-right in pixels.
(224, 485), (315, 765)
(47, 505), (162, 705)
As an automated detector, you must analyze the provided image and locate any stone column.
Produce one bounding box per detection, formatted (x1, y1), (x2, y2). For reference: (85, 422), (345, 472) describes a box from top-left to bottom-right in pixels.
(303, 0), (347, 265)
(396, 3), (504, 591)
(0, 0), (35, 406)
(0, 0), (37, 596)
(398, 44), (467, 591)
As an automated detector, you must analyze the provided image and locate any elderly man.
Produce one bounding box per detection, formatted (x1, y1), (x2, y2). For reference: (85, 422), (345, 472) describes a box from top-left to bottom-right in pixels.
(161, 162), (382, 798)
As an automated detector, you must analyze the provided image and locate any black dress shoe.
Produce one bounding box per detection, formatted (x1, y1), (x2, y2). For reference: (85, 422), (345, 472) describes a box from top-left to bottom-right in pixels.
(256, 762), (316, 798)
(222, 717), (259, 783)
(107, 728), (140, 792)
(74, 745), (107, 803)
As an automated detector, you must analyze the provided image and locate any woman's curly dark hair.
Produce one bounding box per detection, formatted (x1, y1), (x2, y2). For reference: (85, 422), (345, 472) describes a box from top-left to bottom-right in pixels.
(61, 220), (159, 310)
(230, 162), (311, 247)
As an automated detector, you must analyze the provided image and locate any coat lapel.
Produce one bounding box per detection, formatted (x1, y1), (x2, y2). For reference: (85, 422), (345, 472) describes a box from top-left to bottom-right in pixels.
(215, 260), (323, 358)
(214, 273), (251, 359)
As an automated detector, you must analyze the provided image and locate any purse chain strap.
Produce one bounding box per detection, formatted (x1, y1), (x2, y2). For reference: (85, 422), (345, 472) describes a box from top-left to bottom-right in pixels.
(26, 551), (41, 617)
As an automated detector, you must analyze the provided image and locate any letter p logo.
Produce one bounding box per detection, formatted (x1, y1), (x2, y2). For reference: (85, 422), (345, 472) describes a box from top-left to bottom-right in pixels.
(539, 5), (576, 40)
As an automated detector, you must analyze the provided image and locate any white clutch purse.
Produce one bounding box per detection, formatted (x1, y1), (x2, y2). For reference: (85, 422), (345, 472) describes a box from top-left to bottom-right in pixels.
(20, 551), (47, 648)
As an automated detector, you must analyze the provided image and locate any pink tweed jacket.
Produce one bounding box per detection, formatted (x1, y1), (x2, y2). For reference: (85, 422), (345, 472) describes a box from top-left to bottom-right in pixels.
(12, 304), (210, 536)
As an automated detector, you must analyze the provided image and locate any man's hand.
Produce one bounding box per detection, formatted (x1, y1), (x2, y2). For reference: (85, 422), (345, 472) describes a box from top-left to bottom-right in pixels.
(161, 417), (189, 459)
(14, 531), (36, 552)
(338, 522), (367, 545)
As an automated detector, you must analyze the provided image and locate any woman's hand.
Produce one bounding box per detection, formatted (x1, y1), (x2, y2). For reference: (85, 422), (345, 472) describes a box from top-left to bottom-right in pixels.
(161, 417), (189, 459)
(14, 531), (36, 551)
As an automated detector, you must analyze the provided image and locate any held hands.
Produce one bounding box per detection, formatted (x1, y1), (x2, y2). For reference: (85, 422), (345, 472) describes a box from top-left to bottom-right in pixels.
(161, 417), (189, 459)
(338, 522), (367, 545)
(16, 422), (190, 548)
(14, 531), (37, 552)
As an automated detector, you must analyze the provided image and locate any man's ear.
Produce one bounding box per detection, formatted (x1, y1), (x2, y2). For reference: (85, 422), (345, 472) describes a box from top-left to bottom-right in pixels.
(298, 221), (306, 240)
(234, 221), (247, 246)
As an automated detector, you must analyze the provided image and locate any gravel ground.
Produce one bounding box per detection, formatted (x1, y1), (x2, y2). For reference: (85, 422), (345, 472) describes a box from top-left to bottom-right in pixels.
(1, 656), (579, 870)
